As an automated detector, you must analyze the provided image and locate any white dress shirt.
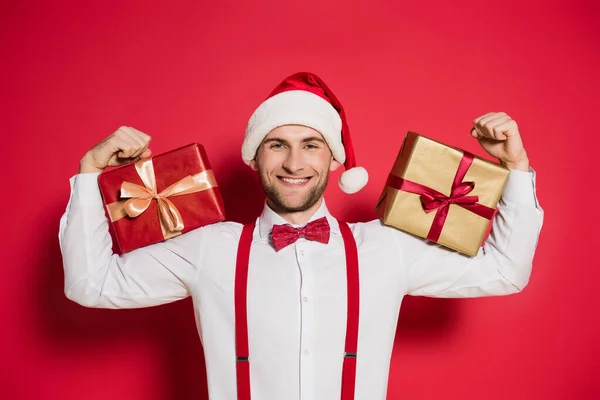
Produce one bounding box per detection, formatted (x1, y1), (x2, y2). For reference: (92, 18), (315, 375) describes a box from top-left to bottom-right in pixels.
(59, 169), (543, 400)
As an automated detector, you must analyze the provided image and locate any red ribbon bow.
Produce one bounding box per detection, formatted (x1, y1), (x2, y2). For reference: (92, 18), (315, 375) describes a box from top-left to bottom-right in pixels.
(420, 181), (479, 212)
(386, 151), (496, 242)
(271, 216), (331, 251)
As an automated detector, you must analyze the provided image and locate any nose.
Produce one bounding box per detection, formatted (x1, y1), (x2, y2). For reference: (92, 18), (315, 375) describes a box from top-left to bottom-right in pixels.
(282, 147), (304, 174)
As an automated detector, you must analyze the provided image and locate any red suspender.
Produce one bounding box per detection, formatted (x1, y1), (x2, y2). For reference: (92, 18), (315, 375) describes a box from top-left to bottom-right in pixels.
(338, 221), (360, 400)
(234, 222), (255, 400)
(234, 220), (360, 400)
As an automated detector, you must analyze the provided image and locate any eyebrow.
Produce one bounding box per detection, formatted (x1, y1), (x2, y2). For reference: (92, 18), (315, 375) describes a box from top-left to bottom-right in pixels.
(302, 136), (327, 143)
(263, 136), (326, 145)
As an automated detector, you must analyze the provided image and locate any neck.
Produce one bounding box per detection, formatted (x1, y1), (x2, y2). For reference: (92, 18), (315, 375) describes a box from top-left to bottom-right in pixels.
(268, 198), (324, 226)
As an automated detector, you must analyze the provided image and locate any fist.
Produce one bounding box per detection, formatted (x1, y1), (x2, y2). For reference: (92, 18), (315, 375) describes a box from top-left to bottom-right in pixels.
(471, 112), (529, 171)
(79, 126), (152, 173)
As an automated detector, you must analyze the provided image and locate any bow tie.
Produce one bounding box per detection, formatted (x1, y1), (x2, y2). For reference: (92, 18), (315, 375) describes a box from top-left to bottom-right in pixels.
(271, 216), (331, 251)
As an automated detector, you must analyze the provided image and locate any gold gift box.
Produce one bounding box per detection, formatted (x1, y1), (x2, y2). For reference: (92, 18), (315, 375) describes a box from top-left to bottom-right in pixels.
(376, 131), (510, 256)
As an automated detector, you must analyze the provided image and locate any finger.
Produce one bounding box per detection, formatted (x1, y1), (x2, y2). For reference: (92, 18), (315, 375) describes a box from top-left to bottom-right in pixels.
(491, 120), (519, 140)
(112, 151), (152, 164)
(483, 115), (512, 140)
(111, 156), (141, 167)
(477, 136), (497, 147)
(126, 127), (152, 158)
(121, 127), (148, 158)
(474, 113), (510, 140)
(473, 111), (498, 126)
(139, 148), (152, 159)
(115, 142), (140, 159)
(484, 114), (511, 127)
(471, 126), (487, 140)
(471, 123), (495, 140)
(127, 127), (152, 146)
(112, 131), (142, 159)
(476, 112), (507, 129)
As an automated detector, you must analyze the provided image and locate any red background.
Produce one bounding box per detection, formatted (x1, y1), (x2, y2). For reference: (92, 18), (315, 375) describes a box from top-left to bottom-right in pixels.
(2, 1), (598, 399)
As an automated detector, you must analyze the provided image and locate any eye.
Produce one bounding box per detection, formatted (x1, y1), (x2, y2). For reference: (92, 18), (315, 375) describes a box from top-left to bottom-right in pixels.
(270, 143), (285, 149)
(305, 143), (319, 149)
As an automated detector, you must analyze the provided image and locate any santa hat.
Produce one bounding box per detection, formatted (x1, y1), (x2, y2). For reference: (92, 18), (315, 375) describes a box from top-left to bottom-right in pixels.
(242, 72), (368, 194)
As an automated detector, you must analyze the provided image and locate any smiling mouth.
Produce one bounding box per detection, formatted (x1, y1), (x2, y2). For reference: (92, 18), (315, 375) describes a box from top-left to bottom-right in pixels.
(278, 176), (312, 185)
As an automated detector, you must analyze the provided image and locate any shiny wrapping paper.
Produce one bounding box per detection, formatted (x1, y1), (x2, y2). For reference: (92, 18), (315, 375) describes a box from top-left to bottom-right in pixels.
(98, 143), (226, 254)
(376, 132), (510, 256)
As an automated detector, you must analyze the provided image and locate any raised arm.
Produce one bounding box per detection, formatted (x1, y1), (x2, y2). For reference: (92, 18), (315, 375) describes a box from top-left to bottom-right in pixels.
(59, 127), (205, 308)
(400, 113), (544, 297)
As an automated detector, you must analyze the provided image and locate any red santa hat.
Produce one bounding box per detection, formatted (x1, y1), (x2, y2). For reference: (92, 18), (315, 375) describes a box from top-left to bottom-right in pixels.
(242, 72), (368, 194)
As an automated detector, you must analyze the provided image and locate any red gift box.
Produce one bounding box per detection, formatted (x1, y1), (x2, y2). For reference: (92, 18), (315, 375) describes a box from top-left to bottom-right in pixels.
(98, 143), (226, 254)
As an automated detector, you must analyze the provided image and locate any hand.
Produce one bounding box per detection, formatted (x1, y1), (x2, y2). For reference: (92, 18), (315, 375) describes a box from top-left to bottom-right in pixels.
(79, 126), (152, 173)
(471, 112), (529, 171)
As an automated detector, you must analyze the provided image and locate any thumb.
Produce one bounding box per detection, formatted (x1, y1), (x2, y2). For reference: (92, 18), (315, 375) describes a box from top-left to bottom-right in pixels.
(140, 148), (152, 159)
(112, 148), (152, 166)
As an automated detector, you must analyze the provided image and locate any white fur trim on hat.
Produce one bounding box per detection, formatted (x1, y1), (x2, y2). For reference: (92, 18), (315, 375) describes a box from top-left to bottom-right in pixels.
(242, 90), (345, 164)
(339, 166), (369, 194)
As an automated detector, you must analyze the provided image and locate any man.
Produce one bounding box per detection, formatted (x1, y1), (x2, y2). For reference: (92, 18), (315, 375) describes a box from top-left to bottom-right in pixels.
(59, 72), (543, 400)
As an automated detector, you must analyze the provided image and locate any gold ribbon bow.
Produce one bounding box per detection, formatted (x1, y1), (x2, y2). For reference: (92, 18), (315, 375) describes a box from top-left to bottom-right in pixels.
(106, 158), (218, 240)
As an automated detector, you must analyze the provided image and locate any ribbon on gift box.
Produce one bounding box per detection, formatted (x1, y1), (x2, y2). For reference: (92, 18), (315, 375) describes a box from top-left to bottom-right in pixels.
(106, 158), (218, 240)
(385, 151), (496, 242)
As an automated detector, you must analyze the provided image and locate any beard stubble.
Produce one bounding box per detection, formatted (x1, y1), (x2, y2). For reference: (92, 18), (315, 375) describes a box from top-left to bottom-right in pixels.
(260, 172), (329, 213)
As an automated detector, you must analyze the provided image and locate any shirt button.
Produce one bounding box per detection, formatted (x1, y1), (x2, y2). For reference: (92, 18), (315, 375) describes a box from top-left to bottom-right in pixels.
(303, 297), (309, 302)
(304, 350), (310, 355)
(300, 250), (305, 256)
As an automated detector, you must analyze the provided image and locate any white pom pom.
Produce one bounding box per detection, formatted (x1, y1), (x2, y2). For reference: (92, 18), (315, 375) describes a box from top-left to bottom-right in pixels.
(338, 166), (369, 194)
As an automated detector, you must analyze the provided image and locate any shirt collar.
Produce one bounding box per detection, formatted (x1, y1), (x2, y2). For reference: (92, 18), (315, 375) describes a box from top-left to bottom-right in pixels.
(258, 199), (340, 239)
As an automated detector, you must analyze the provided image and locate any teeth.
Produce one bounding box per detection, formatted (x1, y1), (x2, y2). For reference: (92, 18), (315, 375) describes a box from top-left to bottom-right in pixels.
(281, 177), (309, 184)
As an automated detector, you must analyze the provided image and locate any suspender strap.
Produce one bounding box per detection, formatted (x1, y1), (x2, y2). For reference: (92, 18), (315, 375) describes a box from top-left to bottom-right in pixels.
(234, 220), (360, 400)
(338, 220), (360, 400)
(234, 222), (255, 400)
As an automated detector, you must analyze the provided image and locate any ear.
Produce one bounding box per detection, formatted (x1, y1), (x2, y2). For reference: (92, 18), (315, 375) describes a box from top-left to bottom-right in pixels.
(249, 159), (258, 171)
(329, 158), (342, 172)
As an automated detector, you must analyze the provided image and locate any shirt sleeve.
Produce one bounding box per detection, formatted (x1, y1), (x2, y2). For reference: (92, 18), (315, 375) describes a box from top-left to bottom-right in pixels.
(394, 168), (544, 298)
(59, 173), (208, 309)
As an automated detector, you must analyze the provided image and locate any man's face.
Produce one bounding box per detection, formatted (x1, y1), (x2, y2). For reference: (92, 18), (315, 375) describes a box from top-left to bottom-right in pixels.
(250, 125), (341, 213)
